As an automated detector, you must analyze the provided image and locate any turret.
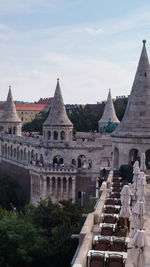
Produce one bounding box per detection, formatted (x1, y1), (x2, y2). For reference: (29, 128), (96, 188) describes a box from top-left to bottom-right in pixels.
(98, 89), (119, 133)
(0, 86), (22, 135)
(43, 79), (73, 141)
(113, 40), (150, 137)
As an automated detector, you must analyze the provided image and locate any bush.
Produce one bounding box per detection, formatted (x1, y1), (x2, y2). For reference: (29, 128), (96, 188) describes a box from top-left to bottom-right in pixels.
(119, 164), (133, 183)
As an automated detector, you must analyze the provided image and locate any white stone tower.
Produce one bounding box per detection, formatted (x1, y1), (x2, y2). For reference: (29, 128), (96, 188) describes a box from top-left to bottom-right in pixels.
(43, 79), (73, 141)
(0, 86), (22, 135)
(112, 40), (150, 169)
(98, 89), (119, 132)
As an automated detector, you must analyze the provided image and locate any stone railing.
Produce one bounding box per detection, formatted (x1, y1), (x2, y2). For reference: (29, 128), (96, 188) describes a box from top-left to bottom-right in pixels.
(72, 171), (113, 267)
(29, 165), (77, 173)
(0, 133), (41, 146)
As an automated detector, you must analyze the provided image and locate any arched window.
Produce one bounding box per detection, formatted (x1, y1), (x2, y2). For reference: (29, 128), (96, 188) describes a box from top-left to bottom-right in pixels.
(77, 155), (86, 168)
(53, 156), (64, 167)
(71, 159), (76, 166)
(8, 128), (12, 134)
(13, 126), (16, 135)
(47, 131), (51, 140)
(129, 149), (139, 164)
(53, 131), (58, 140)
(60, 131), (65, 140)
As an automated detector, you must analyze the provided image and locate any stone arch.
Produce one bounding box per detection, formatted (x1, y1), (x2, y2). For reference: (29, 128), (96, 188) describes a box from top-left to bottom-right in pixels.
(77, 155), (86, 168)
(52, 177), (56, 194)
(53, 131), (58, 140)
(10, 146), (12, 158)
(23, 148), (27, 161)
(35, 153), (38, 161)
(47, 131), (51, 140)
(8, 127), (12, 134)
(31, 150), (35, 161)
(17, 147), (20, 161)
(13, 126), (16, 135)
(28, 151), (31, 163)
(14, 148), (16, 159)
(68, 177), (72, 199)
(88, 159), (92, 169)
(2, 145), (4, 156)
(8, 146), (10, 158)
(20, 149), (23, 162)
(63, 177), (67, 196)
(46, 177), (50, 195)
(53, 155), (64, 167)
(60, 131), (66, 140)
(40, 175), (44, 195)
(129, 148), (139, 164)
(114, 147), (119, 169)
(145, 149), (150, 169)
(5, 144), (8, 158)
(57, 177), (61, 199)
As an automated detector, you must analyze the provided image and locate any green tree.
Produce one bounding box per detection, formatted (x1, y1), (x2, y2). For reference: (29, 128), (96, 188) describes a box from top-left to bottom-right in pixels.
(69, 105), (99, 133)
(22, 112), (48, 134)
(0, 215), (48, 267)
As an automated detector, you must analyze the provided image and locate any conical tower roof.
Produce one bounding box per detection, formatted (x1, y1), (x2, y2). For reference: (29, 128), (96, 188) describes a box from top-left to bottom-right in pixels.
(43, 79), (73, 126)
(0, 86), (21, 123)
(98, 89), (119, 126)
(113, 40), (150, 137)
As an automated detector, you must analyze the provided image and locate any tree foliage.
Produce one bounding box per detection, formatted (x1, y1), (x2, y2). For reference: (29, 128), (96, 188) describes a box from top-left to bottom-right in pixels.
(22, 112), (48, 134)
(0, 199), (84, 267)
(69, 105), (99, 132)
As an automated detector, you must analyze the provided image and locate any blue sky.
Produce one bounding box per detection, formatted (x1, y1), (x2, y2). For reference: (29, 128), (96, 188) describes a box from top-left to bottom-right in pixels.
(0, 0), (150, 103)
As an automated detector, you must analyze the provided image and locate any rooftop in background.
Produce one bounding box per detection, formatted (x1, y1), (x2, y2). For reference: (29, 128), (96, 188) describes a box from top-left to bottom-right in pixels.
(36, 97), (53, 105)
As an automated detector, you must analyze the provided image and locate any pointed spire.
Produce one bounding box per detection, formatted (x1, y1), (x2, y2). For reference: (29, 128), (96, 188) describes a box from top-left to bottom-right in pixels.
(98, 89), (119, 129)
(0, 86), (21, 123)
(114, 40), (150, 137)
(43, 79), (73, 126)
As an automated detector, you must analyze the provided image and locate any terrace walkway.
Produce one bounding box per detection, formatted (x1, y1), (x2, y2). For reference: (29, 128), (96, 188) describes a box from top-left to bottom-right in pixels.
(72, 171), (150, 267)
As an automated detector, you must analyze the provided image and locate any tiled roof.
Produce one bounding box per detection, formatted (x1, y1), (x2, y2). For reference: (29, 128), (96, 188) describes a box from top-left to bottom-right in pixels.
(0, 103), (48, 111)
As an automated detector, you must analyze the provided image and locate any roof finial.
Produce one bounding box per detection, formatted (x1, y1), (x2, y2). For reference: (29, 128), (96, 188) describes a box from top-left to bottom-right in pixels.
(9, 85), (11, 90)
(57, 78), (59, 82)
(142, 40), (146, 46)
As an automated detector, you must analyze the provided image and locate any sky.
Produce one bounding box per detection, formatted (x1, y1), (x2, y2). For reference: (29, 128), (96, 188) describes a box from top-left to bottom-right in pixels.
(0, 0), (150, 104)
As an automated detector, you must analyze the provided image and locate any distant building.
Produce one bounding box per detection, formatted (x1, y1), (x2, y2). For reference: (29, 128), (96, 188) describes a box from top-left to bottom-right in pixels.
(0, 103), (48, 123)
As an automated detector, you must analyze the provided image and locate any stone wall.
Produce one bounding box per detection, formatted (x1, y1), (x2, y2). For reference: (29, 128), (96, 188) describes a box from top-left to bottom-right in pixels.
(0, 160), (31, 205)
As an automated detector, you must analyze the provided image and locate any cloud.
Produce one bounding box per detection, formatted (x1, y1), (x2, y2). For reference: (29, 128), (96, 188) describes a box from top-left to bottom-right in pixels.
(73, 26), (103, 36)
(0, 51), (134, 104)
